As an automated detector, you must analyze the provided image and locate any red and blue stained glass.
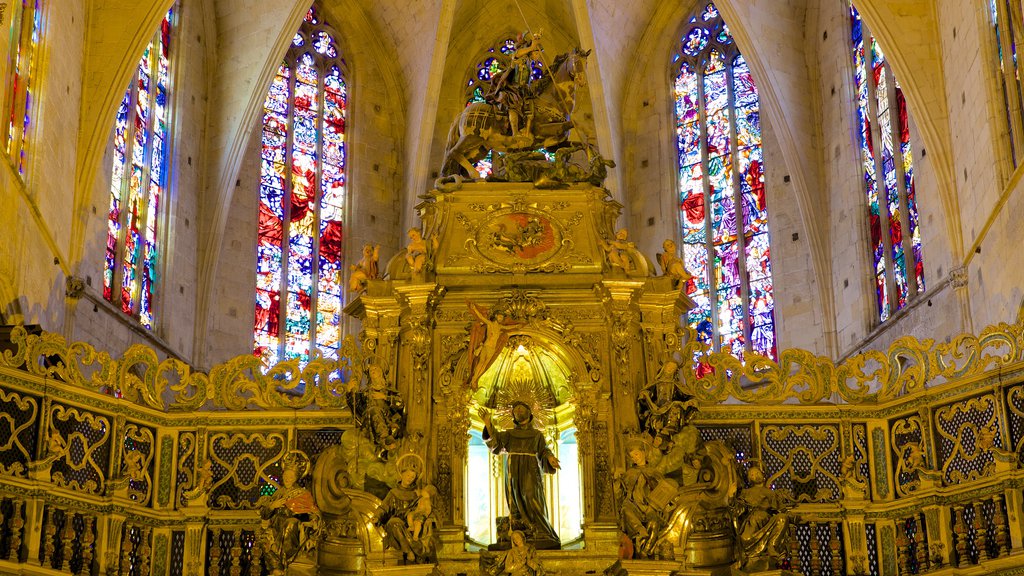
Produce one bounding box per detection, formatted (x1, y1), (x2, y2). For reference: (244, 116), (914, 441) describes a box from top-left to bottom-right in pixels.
(103, 7), (173, 329)
(254, 6), (347, 365)
(990, 0), (1024, 165)
(6, 0), (43, 175)
(674, 2), (776, 362)
(850, 3), (925, 321)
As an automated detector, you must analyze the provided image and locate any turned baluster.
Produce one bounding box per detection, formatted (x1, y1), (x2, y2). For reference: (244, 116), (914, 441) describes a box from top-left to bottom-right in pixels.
(953, 505), (967, 567)
(250, 530), (263, 576)
(914, 517), (928, 572)
(0, 500), (5, 559)
(78, 515), (95, 576)
(8, 499), (23, 562)
(993, 494), (1010, 557)
(829, 522), (843, 576)
(788, 523), (801, 574)
(210, 527), (223, 576)
(42, 507), (56, 567)
(973, 501), (988, 562)
(137, 526), (152, 576)
(120, 524), (135, 576)
(229, 528), (242, 576)
(896, 521), (911, 575)
(60, 510), (75, 571)
(809, 524), (822, 576)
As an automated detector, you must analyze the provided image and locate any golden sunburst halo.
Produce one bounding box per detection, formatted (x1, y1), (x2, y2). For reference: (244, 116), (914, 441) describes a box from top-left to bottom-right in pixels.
(495, 375), (556, 430)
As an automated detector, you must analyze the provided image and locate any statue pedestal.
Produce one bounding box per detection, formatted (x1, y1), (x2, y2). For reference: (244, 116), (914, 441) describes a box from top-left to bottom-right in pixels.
(366, 563), (438, 576)
(604, 559), (683, 576)
(317, 537), (366, 575)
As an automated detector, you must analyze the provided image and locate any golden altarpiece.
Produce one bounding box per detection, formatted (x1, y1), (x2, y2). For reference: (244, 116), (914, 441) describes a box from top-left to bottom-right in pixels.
(4, 38), (1024, 576)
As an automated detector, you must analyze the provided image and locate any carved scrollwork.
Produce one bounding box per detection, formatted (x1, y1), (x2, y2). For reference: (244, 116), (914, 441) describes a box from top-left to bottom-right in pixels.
(934, 395), (1000, 483)
(208, 432), (287, 510)
(761, 424), (842, 502)
(0, 325), (363, 412)
(0, 388), (37, 477)
(49, 405), (111, 494)
(679, 319), (1024, 405)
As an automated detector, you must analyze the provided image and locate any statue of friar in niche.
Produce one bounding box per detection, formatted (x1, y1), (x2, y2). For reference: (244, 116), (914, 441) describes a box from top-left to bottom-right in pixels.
(478, 402), (561, 550)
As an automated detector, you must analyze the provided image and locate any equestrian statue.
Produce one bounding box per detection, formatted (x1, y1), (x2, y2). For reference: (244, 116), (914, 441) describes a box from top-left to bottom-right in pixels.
(441, 32), (592, 180)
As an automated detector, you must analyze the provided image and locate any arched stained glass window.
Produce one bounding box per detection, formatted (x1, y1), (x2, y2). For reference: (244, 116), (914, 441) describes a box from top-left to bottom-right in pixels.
(254, 5), (347, 366)
(4, 0), (43, 176)
(673, 2), (776, 362)
(989, 0), (1024, 166)
(464, 37), (548, 179)
(850, 4), (924, 322)
(103, 6), (174, 329)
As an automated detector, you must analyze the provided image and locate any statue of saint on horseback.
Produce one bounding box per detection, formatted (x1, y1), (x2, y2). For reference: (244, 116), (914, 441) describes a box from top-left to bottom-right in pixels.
(441, 35), (592, 180)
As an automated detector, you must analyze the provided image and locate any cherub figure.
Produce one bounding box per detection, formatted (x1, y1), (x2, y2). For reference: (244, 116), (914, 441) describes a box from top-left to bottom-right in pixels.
(405, 228), (438, 281)
(407, 486), (436, 541)
(602, 228), (636, 272)
(656, 239), (692, 288)
(183, 459), (214, 506)
(349, 243), (380, 293)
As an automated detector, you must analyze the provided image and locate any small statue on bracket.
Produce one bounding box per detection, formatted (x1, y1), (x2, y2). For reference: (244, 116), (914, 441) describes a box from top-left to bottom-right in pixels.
(349, 243), (380, 293)
(182, 459), (214, 507)
(28, 428), (66, 482)
(656, 239), (692, 289)
(601, 229), (638, 273)
(405, 228), (438, 282)
(346, 364), (406, 459)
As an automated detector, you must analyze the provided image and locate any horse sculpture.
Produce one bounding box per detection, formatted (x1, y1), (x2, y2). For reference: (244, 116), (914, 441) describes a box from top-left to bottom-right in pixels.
(441, 47), (591, 179)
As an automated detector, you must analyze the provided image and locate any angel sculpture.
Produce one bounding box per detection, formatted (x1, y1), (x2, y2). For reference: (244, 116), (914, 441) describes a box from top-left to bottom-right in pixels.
(349, 243), (380, 293)
(656, 239), (692, 289)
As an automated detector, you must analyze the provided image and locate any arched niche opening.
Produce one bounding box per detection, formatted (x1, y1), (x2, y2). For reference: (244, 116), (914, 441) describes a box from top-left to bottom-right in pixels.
(464, 334), (585, 550)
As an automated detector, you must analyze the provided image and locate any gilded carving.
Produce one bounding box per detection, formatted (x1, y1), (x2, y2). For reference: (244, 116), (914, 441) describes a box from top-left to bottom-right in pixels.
(49, 405), (110, 494)
(934, 395), (1000, 482)
(0, 388), (37, 477)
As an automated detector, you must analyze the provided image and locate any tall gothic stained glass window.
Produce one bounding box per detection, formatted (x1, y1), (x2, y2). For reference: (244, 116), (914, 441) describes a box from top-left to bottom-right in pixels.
(850, 4), (924, 322)
(253, 6), (347, 366)
(988, 0), (1024, 166)
(4, 0), (43, 176)
(673, 2), (776, 362)
(103, 6), (174, 329)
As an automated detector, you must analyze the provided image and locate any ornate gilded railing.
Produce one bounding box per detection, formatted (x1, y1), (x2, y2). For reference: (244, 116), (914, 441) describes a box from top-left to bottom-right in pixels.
(0, 326), (362, 576)
(693, 341), (1024, 575)
(3, 319), (1024, 575)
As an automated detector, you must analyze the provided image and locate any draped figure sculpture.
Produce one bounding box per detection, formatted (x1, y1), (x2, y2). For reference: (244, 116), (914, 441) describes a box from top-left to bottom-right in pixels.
(374, 454), (438, 564)
(479, 403), (561, 549)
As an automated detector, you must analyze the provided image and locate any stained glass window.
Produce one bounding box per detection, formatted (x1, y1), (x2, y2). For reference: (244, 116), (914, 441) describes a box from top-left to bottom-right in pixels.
(102, 6), (174, 329)
(3, 0), (43, 176)
(673, 2), (776, 362)
(253, 5), (347, 366)
(989, 0), (1024, 166)
(465, 37), (548, 179)
(850, 4), (925, 322)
